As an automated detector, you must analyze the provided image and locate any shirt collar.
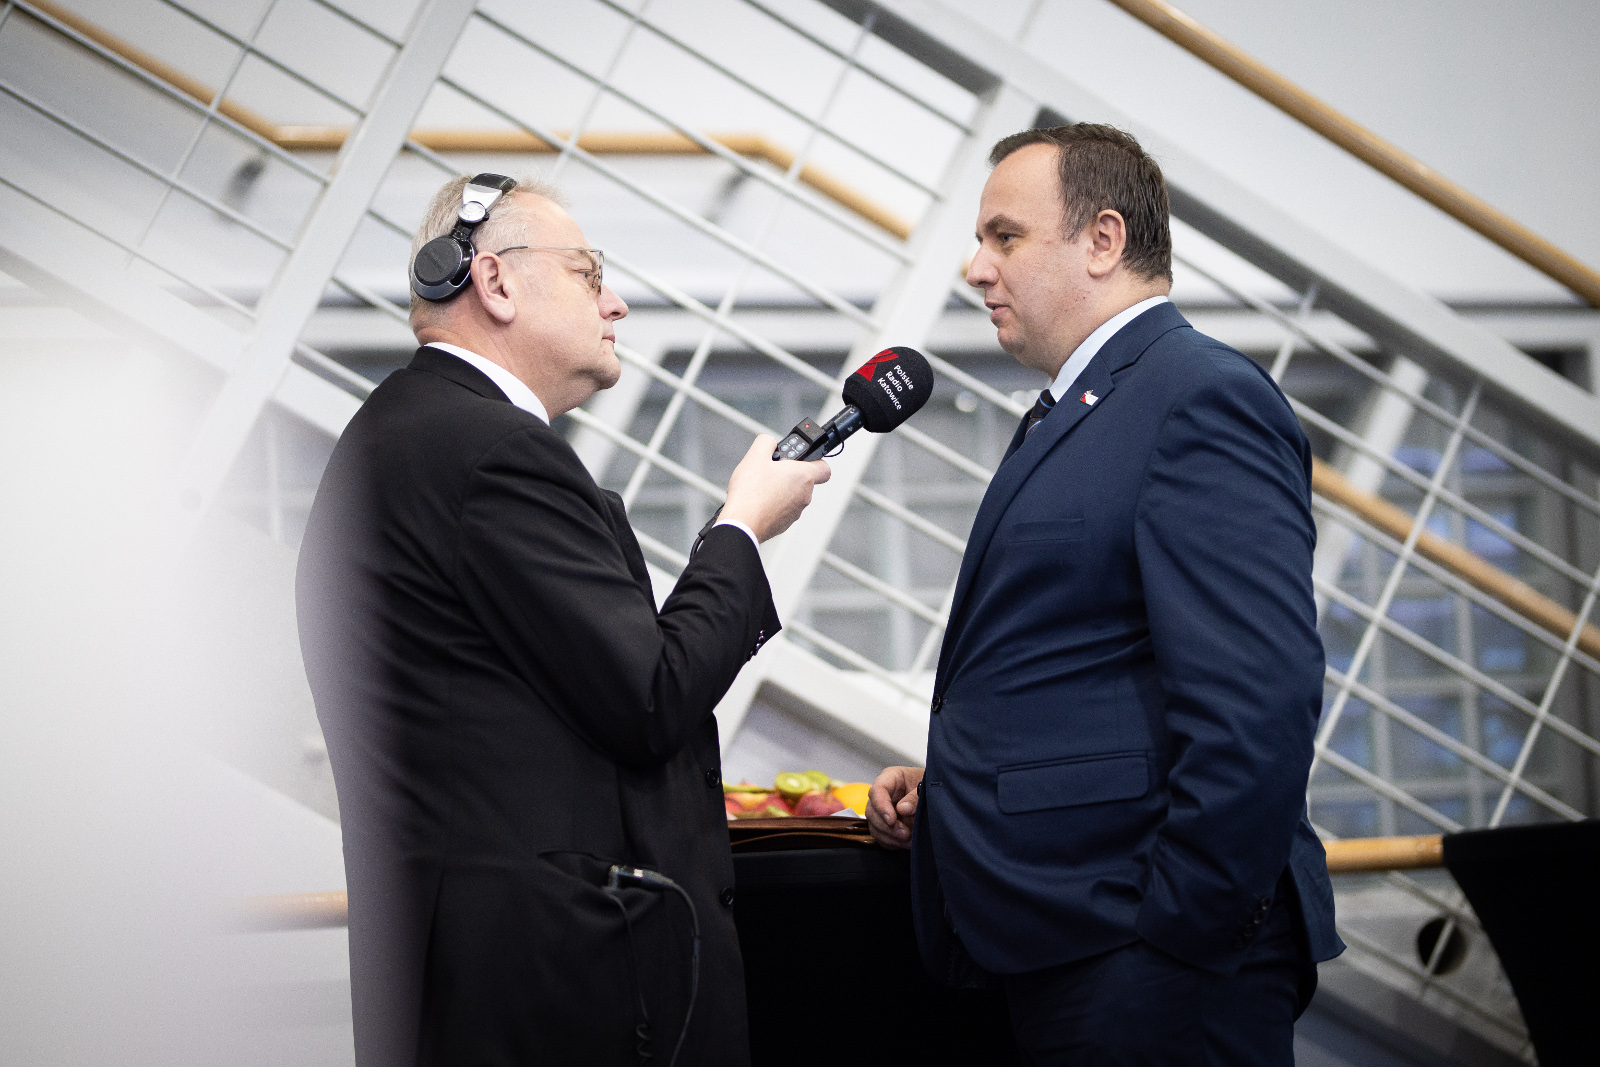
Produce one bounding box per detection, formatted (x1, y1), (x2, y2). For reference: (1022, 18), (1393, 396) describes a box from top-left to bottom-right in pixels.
(423, 342), (549, 424)
(1048, 295), (1170, 401)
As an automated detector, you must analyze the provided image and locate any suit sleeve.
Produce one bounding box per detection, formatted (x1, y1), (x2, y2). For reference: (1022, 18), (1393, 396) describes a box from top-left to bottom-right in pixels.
(1131, 353), (1324, 974)
(454, 427), (777, 769)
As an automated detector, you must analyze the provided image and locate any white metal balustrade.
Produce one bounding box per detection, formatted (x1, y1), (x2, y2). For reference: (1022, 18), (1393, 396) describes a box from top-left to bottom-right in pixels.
(3, 0), (1599, 1057)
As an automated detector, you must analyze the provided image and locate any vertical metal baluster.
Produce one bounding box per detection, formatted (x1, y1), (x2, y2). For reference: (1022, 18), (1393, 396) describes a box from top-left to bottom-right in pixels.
(1489, 559), (1600, 825)
(1312, 384), (1482, 786)
(1268, 283), (1316, 383)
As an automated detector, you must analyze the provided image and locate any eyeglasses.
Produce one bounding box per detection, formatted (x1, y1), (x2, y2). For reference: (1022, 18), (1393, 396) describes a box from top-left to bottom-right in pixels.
(494, 246), (604, 296)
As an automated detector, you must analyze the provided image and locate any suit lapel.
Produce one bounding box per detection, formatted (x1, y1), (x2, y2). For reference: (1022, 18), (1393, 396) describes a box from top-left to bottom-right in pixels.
(936, 303), (1190, 683)
(412, 347), (654, 602)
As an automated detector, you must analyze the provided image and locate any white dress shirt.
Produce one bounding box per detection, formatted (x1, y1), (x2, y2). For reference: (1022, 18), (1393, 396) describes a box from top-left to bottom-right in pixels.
(1048, 295), (1170, 402)
(424, 342), (759, 549)
(424, 342), (550, 424)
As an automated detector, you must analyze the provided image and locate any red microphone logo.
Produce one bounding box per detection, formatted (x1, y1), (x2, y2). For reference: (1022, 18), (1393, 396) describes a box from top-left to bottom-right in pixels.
(852, 350), (898, 381)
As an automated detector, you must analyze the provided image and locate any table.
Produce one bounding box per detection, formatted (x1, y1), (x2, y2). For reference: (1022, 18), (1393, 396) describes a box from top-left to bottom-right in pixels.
(731, 821), (1019, 1065)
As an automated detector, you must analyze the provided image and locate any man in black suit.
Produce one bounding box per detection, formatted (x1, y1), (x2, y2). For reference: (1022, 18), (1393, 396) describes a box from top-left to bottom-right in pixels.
(866, 126), (1342, 1064)
(297, 175), (829, 1066)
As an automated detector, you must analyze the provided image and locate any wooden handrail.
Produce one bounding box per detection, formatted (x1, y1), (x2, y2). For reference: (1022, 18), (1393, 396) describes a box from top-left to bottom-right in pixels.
(281, 127), (914, 239)
(1312, 457), (1600, 661)
(39, 0), (1600, 304)
(1105, 0), (1600, 308)
(236, 890), (349, 931)
(1324, 834), (1444, 873)
(29, 0), (282, 141)
(235, 834), (1447, 931)
(27, 0), (911, 239)
(44, 0), (1600, 305)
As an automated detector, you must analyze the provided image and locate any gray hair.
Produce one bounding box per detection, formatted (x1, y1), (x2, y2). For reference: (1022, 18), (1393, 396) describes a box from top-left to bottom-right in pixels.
(408, 173), (567, 318)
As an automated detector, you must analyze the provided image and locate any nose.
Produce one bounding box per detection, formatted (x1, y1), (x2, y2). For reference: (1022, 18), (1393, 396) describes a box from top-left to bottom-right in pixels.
(599, 283), (628, 320)
(966, 244), (996, 290)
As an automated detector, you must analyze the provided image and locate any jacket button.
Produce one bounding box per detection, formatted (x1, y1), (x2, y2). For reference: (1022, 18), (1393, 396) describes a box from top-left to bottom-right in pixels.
(930, 694), (943, 714)
(705, 769), (720, 787)
(720, 886), (736, 907)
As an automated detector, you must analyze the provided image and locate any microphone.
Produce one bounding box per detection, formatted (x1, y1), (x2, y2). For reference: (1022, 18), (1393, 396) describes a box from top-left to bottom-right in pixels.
(692, 346), (934, 556)
(771, 346), (934, 461)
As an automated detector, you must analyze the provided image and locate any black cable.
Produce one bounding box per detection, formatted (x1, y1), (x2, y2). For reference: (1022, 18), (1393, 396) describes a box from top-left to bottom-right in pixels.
(661, 881), (700, 1067)
(602, 892), (654, 1064)
(607, 866), (700, 1067)
(690, 504), (723, 557)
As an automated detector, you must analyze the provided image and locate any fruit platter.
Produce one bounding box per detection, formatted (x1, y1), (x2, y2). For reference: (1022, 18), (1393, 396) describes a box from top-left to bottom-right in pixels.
(724, 771), (874, 851)
(724, 770), (871, 820)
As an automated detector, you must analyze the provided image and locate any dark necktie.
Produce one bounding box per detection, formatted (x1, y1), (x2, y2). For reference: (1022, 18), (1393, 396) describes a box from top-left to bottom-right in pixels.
(1023, 388), (1056, 439)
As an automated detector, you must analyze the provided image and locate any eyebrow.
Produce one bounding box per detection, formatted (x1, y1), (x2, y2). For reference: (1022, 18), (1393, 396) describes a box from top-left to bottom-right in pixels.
(977, 213), (1028, 239)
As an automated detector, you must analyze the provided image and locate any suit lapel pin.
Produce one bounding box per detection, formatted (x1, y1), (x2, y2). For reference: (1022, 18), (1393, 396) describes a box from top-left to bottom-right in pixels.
(1080, 390), (1099, 406)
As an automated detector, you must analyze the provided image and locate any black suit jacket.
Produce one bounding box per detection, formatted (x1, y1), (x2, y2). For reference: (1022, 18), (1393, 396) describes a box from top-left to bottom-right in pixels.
(297, 346), (777, 1066)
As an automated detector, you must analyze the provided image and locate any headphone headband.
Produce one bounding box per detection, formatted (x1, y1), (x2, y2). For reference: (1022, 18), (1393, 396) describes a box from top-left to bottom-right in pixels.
(411, 173), (518, 302)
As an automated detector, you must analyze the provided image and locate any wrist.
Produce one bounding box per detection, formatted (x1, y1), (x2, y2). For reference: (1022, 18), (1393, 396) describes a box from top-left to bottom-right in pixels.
(713, 517), (760, 549)
(717, 505), (767, 543)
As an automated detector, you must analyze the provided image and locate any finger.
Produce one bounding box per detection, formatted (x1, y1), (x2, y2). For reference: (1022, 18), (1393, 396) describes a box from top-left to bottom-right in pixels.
(867, 782), (900, 827)
(866, 785), (890, 825)
(873, 827), (911, 851)
(808, 459), (832, 484)
(868, 823), (901, 849)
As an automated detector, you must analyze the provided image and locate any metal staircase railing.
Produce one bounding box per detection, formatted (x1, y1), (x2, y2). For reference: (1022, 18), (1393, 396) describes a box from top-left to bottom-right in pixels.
(4, 0), (1598, 1056)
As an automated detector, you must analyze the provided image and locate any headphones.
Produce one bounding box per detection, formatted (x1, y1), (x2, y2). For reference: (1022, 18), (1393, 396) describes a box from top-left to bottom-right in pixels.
(410, 172), (518, 301)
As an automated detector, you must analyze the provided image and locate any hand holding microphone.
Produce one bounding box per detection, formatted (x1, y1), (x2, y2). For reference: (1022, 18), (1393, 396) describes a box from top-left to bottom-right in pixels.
(710, 347), (933, 546)
(721, 435), (831, 542)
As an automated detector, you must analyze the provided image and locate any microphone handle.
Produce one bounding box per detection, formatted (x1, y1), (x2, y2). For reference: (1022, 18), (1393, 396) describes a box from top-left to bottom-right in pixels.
(693, 406), (864, 555)
(771, 406), (863, 462)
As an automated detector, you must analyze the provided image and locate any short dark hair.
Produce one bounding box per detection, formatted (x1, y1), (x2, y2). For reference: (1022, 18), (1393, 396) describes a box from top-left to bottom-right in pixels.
(989, 124), (1172, 283)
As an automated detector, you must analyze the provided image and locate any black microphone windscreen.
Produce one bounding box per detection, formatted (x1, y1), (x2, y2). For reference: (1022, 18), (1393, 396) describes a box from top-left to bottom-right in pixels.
(840, 346), (934, 433)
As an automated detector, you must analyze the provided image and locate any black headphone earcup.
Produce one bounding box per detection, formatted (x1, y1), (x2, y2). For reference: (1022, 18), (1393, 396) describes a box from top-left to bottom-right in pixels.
(411, 235), (475, 301)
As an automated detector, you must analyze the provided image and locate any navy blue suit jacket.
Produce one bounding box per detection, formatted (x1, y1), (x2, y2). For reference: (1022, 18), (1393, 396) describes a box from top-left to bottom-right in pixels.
(913, 302), (1343, 981)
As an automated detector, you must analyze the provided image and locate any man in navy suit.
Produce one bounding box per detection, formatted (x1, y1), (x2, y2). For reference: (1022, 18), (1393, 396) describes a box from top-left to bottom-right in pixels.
(867, 125), (1343, 1064)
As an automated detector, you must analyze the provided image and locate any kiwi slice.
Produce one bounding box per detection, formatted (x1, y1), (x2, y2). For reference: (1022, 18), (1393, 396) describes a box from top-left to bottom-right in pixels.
(773, 771), (814, 800)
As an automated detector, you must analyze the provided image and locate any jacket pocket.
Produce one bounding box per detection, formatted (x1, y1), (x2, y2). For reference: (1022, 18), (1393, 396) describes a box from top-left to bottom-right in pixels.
(997, 751), (1149, 814)
(1004, 517), (1085, 543)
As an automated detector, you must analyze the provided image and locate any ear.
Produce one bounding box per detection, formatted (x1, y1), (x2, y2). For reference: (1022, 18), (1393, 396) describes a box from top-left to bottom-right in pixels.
(1084, 209), (1128, 280)
(468, 252), (517, 325)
